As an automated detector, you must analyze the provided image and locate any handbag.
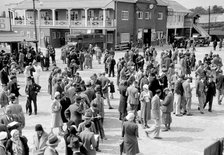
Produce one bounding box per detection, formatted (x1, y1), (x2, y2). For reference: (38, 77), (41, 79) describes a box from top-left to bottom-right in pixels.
(119, 141), (124, 155)
(160, 106), (167, 113)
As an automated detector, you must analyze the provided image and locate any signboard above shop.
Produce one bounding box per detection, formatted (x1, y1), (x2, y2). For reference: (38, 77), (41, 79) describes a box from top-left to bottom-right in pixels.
(0, 18), (10, 31)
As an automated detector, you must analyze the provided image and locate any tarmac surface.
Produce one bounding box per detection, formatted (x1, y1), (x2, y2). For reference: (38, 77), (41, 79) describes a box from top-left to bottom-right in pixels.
(16, 45), (224, 155)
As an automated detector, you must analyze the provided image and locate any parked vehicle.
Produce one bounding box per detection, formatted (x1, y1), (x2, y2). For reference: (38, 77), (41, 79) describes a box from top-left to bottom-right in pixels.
(173, 36), (187, 48)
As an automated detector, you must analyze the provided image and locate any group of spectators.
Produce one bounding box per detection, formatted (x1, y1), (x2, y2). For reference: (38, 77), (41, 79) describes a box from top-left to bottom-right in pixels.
(0, 38), (223, 155)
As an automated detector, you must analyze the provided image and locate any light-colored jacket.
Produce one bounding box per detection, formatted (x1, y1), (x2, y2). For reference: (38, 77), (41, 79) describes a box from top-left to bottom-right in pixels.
(151, 94), (161, 120)
(33, 132), (49, 155)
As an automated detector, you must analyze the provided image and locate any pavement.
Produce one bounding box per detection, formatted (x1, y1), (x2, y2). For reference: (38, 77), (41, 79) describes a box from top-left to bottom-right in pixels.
(16, 45), (224, 155)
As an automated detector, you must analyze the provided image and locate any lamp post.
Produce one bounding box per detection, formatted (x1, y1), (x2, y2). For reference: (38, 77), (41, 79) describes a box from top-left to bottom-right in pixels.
(33, 0), (38, 53)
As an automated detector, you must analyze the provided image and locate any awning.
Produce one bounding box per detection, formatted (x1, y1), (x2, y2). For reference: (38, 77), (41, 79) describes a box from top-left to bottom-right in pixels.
(0, 31), (37, 43)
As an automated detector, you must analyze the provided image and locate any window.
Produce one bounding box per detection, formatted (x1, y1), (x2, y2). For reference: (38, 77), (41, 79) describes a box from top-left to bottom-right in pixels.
(158, 12), (163, 20)
(33, 32), (36, 38)
(178, 15), (181, 22)
(27, 31), (30, 38)
(52, 32), (56, 39)
(137, 11), (143, 19)
(121, 11), (129, 20)
(145, 12), (151, 20)
(21, 31), (24, 36)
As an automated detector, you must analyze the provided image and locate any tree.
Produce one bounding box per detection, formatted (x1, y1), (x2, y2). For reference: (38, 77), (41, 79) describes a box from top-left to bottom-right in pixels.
(211, 5), (224, 14)
(190, 7), (208, 15)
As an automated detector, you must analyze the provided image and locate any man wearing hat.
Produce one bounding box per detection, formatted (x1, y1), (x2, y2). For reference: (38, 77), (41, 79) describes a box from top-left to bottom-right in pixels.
(0, 84), (9, 108)
(25, 77), (41, 115)
(84, 81), (96, 103)
(161, 88), (173, 131)
(195, 76), (206, 114)
(33, 124), (49, 155)
(44, 134), (60, 155)
(0, 65), (9, 86)
(8, 75), (20, 103)
(65, 96), (84, 128)
(182, 77), (193, 116)
(99, 73), (113, 109)
(173, 75), (184, 116)
(79, 121), (97, 155)
(204, 76), (216, 112)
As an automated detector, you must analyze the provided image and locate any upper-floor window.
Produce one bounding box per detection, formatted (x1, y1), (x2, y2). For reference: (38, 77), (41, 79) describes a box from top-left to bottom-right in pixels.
(121, 11), (129, 20)
(137, 11), (143, 19)
(178, 15), (181, 22)
(145, 12), (151, 20)
(158, 12), (163, 20)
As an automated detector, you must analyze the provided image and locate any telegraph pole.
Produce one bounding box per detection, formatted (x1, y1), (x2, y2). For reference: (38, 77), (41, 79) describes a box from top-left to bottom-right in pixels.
(33, 0), (38, 53)
(208, 6), (210, 35)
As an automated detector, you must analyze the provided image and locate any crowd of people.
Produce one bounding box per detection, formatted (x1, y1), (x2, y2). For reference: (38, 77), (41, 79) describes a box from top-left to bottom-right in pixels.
(0, 39), (223, 155)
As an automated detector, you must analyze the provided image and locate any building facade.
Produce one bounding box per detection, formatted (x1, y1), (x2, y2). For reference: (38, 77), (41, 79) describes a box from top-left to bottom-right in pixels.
(8, 0), (167, 48)
(164, 0), (191, 43)
(116, 0), (167, 46)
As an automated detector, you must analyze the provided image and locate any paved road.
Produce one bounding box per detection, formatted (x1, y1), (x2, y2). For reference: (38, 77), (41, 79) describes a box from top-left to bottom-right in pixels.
(17, 45), (224, 155)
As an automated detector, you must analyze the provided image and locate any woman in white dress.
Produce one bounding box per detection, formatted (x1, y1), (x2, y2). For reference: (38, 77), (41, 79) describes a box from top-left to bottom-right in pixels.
(139, 84), (152, 128)
(51, 92), (64, 136)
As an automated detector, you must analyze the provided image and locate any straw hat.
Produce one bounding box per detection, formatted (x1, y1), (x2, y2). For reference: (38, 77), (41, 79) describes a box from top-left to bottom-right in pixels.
(125, 112), (135, 121)
(46, 134), (61, 146)
(0, 132), (7, 140)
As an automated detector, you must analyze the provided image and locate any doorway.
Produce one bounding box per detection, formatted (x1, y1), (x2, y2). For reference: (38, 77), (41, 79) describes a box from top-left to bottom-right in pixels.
(143, 29), (151, 46)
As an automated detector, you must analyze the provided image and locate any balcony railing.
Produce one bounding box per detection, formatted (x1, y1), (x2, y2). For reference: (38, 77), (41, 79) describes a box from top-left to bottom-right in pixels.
(40, 20), (53, 26)
(26, 20), (39, 26)
(15, 20), (24, 25)
(70, 20), (85, 27)
(13, 19), (115, 28)
(55, 20), (69, 26)
(87, 20), (103, 27)
(106, 20), (115, 27)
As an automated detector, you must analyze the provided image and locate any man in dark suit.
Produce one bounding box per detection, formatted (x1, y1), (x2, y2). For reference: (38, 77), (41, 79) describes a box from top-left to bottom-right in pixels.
(54, 78), (64, 95)
(0, 66), (9, 85)
(79, 121), (97, 155)
(149, 73), (161, 96)
(25, 77), (41, 115)
(65, 96), (85, 128)
(84, 81), (96, 103)
(204, 76), (216, 112)
(8, 75), (20, 103)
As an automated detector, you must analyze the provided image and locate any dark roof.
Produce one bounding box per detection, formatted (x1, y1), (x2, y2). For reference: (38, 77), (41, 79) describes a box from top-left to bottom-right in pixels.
(0, 31), (37, 43)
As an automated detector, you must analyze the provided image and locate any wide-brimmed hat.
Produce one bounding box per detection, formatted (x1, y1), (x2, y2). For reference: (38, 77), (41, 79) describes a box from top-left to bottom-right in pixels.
(68, 136), (80, 149)
(46, 134), (61, 146)
(125, 112), (135, 121)
(83, 112), (92, 120)
(54, 92), (61, 98)
(9, 93), (16, 101)
(163, 87), (170, 92)
(0, 132), (7, 140)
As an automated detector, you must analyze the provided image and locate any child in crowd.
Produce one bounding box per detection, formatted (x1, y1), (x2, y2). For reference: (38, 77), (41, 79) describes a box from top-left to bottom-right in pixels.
(109, 81), (115, 99)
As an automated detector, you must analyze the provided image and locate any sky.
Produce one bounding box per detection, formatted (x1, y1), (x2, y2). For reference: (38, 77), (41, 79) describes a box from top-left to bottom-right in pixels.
(0, 0), (224, 9)
(177, 0), (224, 9)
